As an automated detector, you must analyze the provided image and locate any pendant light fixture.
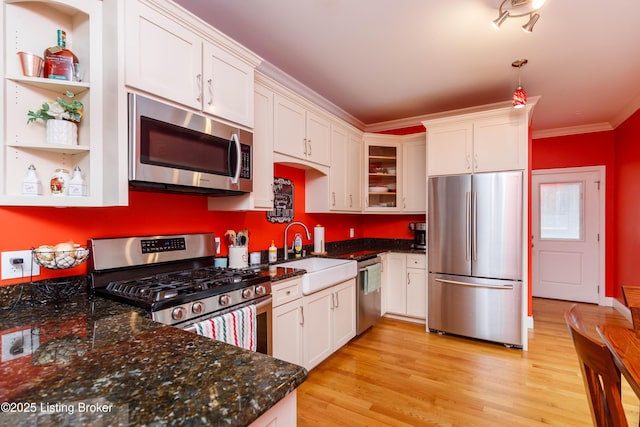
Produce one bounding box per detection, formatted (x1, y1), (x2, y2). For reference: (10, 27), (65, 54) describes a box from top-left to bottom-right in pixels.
(492, 0), (546, 33)
(512, 59), (528, 109)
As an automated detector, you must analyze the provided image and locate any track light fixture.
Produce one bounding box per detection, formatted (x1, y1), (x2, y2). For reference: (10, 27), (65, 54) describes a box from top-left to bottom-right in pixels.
(492, 0), (546, 33)
(512, 59), (528, 109)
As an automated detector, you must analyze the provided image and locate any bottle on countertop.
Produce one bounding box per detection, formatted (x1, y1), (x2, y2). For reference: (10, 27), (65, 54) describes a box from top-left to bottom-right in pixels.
(43, 29), (79, 81)
(294, 233), (303, 258)
(268, 240), (277, 263)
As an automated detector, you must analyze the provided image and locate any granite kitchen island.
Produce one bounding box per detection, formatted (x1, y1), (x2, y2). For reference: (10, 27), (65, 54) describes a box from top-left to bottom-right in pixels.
(0, 281), (307, 426)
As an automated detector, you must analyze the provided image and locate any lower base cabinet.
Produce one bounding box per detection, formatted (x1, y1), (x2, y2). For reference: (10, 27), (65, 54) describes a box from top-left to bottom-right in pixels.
(272, 276), (356, 371)
(248, 390), (297, 427)
(272, 277), (304, 366)
(383, 252), (427, 320)
(303, 278), (356, 371)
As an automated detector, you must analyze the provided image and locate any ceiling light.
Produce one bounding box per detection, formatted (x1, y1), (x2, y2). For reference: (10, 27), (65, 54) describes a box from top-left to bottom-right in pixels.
(492, 0), (546, 33)
(522, 13), (540, 32)
(512, 59), (528, 109)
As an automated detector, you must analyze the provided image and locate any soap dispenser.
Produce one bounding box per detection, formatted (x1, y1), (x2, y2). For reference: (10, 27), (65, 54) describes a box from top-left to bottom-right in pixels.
(268, 240), (277, 263)
(293, 233), (303, 258)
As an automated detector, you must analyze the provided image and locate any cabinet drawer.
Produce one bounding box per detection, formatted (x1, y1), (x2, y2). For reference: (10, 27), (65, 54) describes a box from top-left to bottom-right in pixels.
(406, 254), (426, 269)
(272, 277), (303, 307)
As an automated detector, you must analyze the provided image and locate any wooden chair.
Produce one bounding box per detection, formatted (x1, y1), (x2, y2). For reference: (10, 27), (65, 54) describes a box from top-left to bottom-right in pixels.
(565, 304), (629, 427)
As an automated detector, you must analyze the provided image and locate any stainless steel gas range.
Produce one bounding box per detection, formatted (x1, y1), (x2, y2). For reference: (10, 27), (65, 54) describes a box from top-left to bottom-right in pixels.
(88, 233), (272, 355)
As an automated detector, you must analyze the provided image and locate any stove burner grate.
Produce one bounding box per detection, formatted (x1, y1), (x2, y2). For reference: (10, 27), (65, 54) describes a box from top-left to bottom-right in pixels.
(104, 267), (262, 304)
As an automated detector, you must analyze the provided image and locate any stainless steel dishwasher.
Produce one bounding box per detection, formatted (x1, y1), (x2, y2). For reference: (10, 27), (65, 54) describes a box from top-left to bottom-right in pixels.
(356, 255), (382, 335)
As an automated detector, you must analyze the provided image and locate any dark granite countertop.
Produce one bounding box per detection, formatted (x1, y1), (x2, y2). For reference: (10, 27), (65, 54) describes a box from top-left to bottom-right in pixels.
(0, 280), (307, 426)
(259, 239), (425, 282)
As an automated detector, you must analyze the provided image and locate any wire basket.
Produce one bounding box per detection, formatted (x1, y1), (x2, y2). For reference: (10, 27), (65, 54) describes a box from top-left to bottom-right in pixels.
(32, 246), (90, 270)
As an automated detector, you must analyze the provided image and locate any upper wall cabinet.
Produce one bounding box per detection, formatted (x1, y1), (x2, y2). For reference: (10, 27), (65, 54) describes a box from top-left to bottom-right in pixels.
(210, 78), (274, 211)
(423, 101), (537, 176)
(124, 0), (259, 128)
(363, 133), (426, 213)
(274, 94), (331, 168)
(0, 0), (126, 207)
(305, 122), (363, 213)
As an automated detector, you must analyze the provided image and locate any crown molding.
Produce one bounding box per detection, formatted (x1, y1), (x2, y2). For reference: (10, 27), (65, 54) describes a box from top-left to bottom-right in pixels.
(531, 123), (614, 139)
(610, 92), (640, 129)
(257, 61), (365, 130)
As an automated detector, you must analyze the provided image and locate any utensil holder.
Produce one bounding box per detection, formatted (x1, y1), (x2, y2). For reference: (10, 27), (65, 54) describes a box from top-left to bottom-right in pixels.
(228, 246), (248, 268)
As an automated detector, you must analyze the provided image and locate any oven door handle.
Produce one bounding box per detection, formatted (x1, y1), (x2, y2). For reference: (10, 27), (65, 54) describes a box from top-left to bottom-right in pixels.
(230, 133), (241, 185)
(182, 295), (272, 334)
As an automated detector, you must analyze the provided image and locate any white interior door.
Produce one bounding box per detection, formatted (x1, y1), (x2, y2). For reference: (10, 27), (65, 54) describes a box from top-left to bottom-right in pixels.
(532, 168), (602, 303)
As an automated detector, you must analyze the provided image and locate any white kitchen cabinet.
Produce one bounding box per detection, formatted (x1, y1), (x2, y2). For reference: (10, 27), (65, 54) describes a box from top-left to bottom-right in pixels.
(0, 0), (127, 207)
(401, 135), (427, 212)
(124, 0), (257, 128)
(248, 390), (297, 427)
(346, 132), (364, 211)
(272, 277), (303, 366)
(332, 278), (357, 349)
(424, 106), (533, 176)
(302, 285), (333, 370)
(209, 79), (274, 211)
(406, 254), (427, 319)
(364, 135), (401, 212)
(328, 125), (362, 211)
(302, 278), (356, 371)
(383, 252), (426, 320)
(274, 94), (331, 167)
(363, 133), (426, 213)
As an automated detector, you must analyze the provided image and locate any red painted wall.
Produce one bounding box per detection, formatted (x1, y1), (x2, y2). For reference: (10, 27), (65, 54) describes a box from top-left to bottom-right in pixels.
(531, 130), (616, 298)
(0, 164), (421, 286)
(613, 109), (640, 301)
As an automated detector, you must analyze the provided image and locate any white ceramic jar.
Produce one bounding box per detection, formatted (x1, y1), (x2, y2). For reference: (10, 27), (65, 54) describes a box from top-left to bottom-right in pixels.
(50, 168), (70, 195)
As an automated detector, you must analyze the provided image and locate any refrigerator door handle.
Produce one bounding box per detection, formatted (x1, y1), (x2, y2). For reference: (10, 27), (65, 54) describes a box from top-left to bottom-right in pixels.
(465, 191), (471, 261)
(434, 278), (514, 290)
(472, 191), (477, 261)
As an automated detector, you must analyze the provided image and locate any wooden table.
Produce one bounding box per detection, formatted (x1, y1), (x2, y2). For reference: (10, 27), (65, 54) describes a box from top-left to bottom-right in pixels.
(623, 286), (640, 330)
(597, 324), (640, 398)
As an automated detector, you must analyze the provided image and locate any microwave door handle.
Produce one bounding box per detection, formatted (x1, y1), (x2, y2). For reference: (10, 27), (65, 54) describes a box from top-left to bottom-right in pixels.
(230, 133), (241, 185)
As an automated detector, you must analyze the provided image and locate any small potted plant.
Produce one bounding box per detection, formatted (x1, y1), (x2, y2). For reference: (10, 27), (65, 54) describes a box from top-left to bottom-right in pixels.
(27, 91), (83, 146)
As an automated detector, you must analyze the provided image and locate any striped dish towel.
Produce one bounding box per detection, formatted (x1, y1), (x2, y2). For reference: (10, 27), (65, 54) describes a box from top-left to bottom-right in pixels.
(194, 305), (257, 351)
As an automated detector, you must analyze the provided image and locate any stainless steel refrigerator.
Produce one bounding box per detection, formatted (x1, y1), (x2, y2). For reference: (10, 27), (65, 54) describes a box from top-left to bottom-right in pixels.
(428, 171), (523, 347)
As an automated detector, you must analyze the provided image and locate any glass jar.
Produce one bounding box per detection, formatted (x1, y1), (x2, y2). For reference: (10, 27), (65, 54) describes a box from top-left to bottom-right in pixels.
(50, 168), (70, 196)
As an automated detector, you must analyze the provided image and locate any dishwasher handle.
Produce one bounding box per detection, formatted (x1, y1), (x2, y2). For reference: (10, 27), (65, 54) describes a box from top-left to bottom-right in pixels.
(434, 278), (513, 290)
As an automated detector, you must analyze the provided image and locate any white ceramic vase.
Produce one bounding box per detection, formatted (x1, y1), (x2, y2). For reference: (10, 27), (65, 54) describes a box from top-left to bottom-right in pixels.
(46, 119), (77, 146)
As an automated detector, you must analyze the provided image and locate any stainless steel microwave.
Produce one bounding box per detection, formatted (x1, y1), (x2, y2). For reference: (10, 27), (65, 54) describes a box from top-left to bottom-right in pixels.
(128, 93), (253, 195)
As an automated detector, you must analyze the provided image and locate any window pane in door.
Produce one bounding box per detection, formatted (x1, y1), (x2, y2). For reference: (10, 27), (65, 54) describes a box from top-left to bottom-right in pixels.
(539, 182), (582, 240)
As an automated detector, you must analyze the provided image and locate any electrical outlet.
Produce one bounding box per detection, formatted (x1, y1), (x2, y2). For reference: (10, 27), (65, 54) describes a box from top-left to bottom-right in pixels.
(1, 250), (40, 280)
(215, 237), (221, 254)
(349, 228), (355, 238)
(1, 328), (39, 362)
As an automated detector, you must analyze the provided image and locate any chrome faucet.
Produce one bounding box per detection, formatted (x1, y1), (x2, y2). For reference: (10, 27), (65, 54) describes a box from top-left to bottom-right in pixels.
(283, 221), (311, 260)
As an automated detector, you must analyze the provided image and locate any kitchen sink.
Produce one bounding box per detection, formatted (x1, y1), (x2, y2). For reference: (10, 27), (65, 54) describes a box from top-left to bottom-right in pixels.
(278, 257), (357, 295)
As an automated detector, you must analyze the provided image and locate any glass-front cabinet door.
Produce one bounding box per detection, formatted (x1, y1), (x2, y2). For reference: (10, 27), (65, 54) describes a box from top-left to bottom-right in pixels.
(364, 135), (401, 212)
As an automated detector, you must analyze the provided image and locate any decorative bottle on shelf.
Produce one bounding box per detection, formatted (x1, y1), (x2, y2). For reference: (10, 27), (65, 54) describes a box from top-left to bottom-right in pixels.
(68, 165), (85, 197)
(22, 164), (42, 195)
(43, 29), (78, 81)
(50, 168), (70, 196)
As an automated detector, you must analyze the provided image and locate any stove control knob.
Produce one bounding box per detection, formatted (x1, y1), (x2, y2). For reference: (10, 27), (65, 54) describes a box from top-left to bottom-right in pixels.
(255, 285), (266, 296)
(242, 288), (253, 299)
(219, 295), (231, 306)
(192, 301), (205, 315)
(172, 306), (187, 321)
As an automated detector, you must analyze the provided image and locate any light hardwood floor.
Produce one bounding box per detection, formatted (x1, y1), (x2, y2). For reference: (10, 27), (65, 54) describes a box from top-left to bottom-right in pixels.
(296, 298), (640, 426)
